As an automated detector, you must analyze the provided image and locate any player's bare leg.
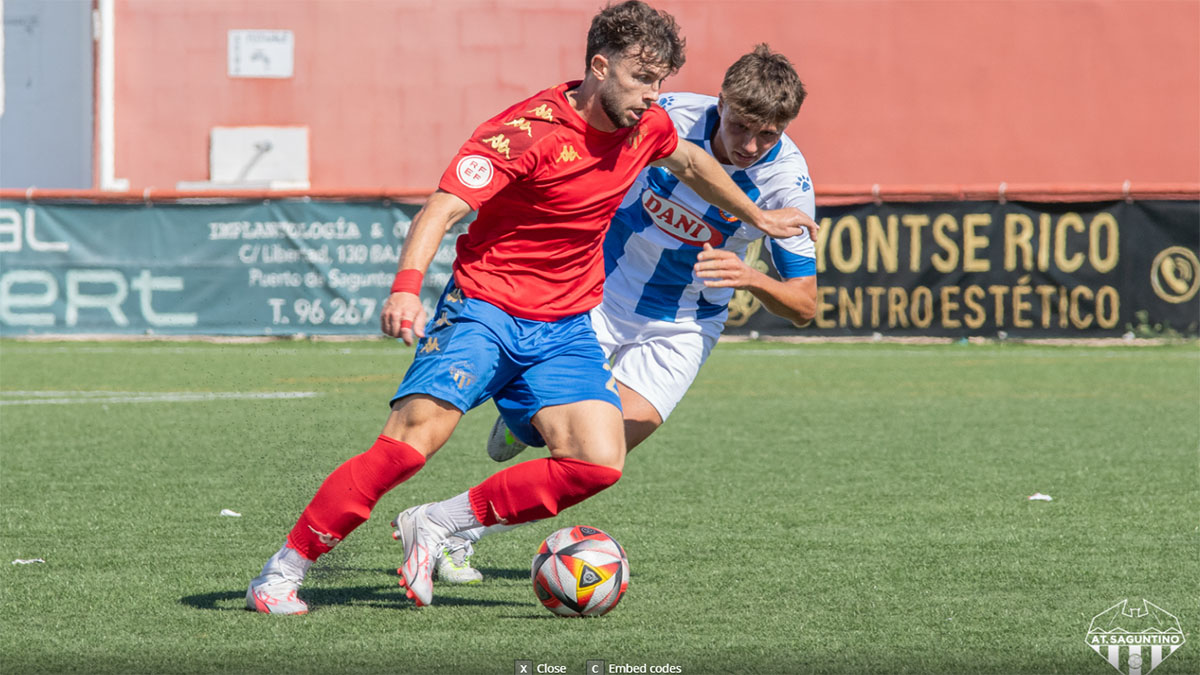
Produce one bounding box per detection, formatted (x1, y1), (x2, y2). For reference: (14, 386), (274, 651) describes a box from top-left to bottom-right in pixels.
(249, 396), (459, 614)
(452, 386), (661, 580)
(613, 381), (662, 453)
(488, 379), (661, 461)
(397, 400), (625, 603)
(534, 398), (626, 469)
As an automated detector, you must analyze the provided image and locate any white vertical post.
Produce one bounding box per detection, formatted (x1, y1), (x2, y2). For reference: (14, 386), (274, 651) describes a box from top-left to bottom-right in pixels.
(97, 0), (127, 191)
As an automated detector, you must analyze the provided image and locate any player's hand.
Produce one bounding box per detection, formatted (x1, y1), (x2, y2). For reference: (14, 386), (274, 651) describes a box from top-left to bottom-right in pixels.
(694, 243), (759, 288)
(757, 207), (819, 241)
(380, 292), (427, 345)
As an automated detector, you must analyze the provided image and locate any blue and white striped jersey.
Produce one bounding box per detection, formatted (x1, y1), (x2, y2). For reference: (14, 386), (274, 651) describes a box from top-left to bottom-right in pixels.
(602, 92), (816, 323)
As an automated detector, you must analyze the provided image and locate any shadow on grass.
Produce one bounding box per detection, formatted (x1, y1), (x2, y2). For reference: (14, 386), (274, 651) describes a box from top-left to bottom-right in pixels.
(498, 614), (563, 620)
(476, 566), (532, 582)
(182, 567), (528, 612)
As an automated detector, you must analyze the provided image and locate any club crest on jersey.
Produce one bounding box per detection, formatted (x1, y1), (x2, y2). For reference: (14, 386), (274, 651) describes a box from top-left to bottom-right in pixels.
(641, 190), (725, 246)
(626, 126), (646, 149)
(456, 155), (493, 189)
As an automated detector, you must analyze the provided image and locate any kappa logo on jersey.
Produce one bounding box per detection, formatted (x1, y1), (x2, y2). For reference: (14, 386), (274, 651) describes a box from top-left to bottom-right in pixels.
(557, 145), (582, 163)
(641, 190), (725, 246)
(446, 287), (463, 304)
(504, 117), (534, 137)
(456, 155), (493, 189)
(480, 134), (512, 159)
(527, 104), (554, 121)
(434, 310), (452, 328)
(419, 338), (441, 354)
(1086, 599), (1186, 674)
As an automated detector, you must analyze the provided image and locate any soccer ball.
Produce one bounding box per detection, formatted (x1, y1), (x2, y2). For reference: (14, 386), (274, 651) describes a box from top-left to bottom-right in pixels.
(531, 525), (629, 617)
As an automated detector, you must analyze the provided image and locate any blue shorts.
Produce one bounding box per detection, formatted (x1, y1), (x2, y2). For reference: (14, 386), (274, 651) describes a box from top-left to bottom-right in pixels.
(391, 279), (620, 447)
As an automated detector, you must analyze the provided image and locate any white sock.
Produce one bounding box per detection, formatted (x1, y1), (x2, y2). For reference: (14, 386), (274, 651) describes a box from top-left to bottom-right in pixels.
(425, 491), (482, 534)
(454, 522), (531, 544)
(274, 544), (313, 581)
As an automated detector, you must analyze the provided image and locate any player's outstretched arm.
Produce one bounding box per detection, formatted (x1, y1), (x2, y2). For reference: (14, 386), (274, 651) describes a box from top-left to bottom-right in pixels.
(653, 142), (819, 241)
(693, 243), (817, 326)
(381, 191), (473, 345)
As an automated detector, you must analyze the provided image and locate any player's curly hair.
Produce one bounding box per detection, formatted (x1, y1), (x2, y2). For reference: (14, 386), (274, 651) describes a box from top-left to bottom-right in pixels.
(586, 1), (686, 75)
(721, 44), (807, 126)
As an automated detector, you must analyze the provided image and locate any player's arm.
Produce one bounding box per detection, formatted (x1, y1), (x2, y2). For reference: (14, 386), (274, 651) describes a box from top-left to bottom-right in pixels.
(693, 243), (816, 326)
(380, 190), (473, 344)
(653, 142), (819, 241)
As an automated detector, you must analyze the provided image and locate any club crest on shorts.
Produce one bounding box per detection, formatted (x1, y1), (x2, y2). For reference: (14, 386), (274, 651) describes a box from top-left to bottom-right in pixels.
(448, 364), (475, 390)
(1086, 599), (1186, 674)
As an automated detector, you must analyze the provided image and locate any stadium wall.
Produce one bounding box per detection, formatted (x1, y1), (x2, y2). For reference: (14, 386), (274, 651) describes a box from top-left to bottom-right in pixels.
(4, 2), (1197, 338)
(103, 0), (1200, 192)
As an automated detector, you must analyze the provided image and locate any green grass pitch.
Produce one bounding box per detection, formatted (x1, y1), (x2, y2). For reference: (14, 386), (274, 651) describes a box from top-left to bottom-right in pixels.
(1, 339), (1196, 674)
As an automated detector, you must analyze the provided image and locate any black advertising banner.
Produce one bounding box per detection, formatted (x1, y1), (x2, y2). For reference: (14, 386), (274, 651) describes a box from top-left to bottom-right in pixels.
(729, 200), (1200, 337)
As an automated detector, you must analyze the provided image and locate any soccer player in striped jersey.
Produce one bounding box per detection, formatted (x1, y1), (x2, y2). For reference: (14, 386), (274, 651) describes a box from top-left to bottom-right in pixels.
(246, 4), (817, 613)
(432, 44), (818, 584)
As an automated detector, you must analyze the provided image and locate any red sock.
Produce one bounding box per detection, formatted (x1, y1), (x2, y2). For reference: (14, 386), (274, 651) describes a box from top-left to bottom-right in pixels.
(467, 457), (621, 526)
(287, 435), (426, 560)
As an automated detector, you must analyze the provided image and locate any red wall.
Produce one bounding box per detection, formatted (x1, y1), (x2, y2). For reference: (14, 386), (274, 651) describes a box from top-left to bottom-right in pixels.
(113, 0), (1200, 191)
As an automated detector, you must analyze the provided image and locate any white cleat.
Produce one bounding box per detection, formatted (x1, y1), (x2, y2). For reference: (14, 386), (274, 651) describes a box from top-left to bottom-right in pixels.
(486, 415), (528, 462)
(246, 546), (312, 615)
(435, 536), (483, 585)
(390, 504), (450, 607)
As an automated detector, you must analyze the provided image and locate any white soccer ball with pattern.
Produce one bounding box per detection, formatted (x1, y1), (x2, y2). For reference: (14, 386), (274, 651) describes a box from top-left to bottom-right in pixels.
(531, 525), (629, 617)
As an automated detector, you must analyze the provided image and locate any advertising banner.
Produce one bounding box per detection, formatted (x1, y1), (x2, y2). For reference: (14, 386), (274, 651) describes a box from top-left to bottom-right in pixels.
(730, 200), (1199, 337)
(0, 199), (461, 335)
(1, 198), (1196, 337)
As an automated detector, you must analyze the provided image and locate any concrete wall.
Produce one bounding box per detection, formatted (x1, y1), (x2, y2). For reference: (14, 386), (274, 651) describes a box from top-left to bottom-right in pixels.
(0, 0), (93, 189)
(109, 0), (1199, 191)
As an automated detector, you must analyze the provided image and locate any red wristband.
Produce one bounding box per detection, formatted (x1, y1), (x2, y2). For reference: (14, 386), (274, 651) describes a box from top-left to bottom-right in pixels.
(390, 269), (423, 295)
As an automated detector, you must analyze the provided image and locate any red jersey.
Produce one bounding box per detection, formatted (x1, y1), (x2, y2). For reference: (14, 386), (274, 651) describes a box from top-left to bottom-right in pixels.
(437, 81), (678, 321)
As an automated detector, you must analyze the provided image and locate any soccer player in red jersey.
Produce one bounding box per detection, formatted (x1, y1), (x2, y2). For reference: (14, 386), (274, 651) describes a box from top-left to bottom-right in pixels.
(247, 1), (816, 614)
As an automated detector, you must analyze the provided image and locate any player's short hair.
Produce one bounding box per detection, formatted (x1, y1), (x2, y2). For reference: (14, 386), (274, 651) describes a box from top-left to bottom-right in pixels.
(721, 44), (807, 126)
(586, 1), (686, 75)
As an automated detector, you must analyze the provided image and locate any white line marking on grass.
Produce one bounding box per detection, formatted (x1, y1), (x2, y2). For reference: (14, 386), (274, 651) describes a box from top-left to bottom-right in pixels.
(3, 345), (400, 356)
(0, 391), (321, 406)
